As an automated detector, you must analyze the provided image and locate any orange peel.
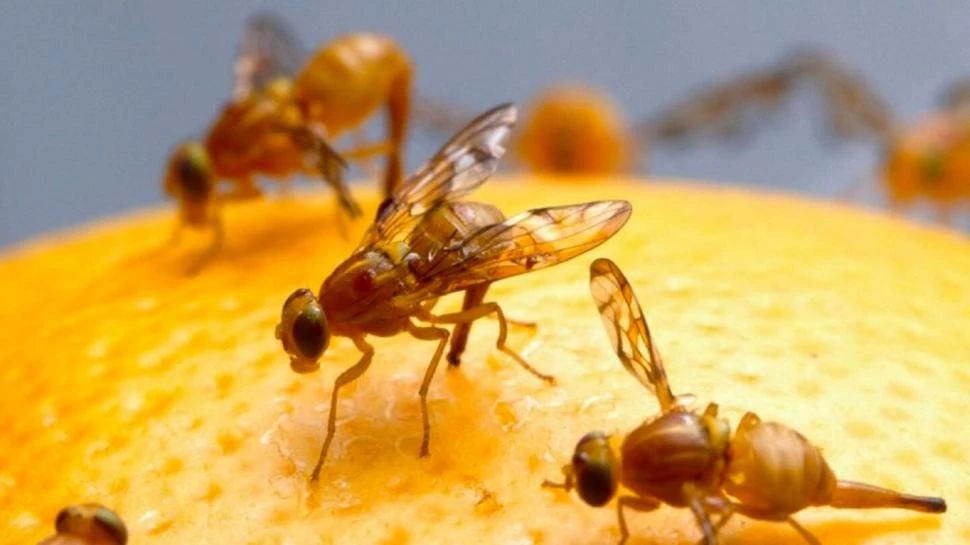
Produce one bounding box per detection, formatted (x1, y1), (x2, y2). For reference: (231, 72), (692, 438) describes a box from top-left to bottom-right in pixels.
(0, 178), (966, 544)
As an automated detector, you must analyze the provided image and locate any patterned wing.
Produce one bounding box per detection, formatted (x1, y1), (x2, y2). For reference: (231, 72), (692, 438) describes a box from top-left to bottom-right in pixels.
(356, 103), (517, 249)
(408, 201), (631, 297)
(233, 11), (306, 100)
(588, 258), (677, 413)
(785, 49), (896, 142)
(637, 58), (801, 146)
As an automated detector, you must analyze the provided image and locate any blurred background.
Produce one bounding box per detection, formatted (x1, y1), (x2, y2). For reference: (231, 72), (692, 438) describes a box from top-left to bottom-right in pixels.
(1, 1), (968, 248)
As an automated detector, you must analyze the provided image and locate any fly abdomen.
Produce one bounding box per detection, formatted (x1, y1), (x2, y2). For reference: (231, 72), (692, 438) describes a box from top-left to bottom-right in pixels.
(723, 414), (836, 518)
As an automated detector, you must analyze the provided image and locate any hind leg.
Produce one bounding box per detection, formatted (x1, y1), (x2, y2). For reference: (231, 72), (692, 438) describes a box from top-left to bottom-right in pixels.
(383, 68), (412, 197)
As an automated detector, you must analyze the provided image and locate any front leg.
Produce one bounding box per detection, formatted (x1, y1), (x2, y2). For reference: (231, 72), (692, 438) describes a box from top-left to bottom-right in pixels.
(309, 336), (374, 483)
(185, 214), (225, 276)
(617, 495), (661, 545)
(419, 301), (554, 384)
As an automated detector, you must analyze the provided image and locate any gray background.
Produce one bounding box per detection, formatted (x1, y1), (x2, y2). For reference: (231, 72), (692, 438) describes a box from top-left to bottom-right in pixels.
(1, 2), (967, 248)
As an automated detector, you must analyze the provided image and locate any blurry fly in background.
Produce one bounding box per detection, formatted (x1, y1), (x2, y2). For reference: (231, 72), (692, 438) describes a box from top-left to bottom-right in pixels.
(416, 50), (970, 228)
(162, 12), (413, 272)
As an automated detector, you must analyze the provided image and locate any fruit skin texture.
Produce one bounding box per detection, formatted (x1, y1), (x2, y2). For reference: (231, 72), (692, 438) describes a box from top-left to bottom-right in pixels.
(0, 178), (965, 545)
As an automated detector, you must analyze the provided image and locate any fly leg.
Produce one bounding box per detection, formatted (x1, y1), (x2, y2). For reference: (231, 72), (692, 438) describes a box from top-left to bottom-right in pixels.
(785, 517), (821, 545)
(684, 484), (719, 545)
(445, 284), (488, 367)
(185, 215), (225, 276)
(692, 496), (737, 545)
(420, 302), (554, 384)
(617, 496), (660, 545)
(340, 140), (395, 162)
(446, 284), (537, 367)
(309, 336), (374, 483)
(405, 321), (450, 457)
(348, 130), (381, 181)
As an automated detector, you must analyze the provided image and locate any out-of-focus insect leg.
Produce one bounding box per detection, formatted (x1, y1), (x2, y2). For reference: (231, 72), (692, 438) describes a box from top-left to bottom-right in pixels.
(785, 517), (821, 545)
(420, 302), (555, 383)
(828, 480), (947, 512)
(405, 321), (450, 457)
(310, 337), (375, 483)
(349, 130), (380, 181)
(186, 216), (225, 275)
(384, 67), (411, 197)
(419, 297), (441, 313)
(616, 496), (660, 545)
(165, 220), (184, 248)
(446, 284), (489, 366)
(340, 141), (395, 162)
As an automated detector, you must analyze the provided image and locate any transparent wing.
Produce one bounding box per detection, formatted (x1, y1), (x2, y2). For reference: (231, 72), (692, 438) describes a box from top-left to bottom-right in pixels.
(637, 49), (895, 149)
(785, 49), (895, 142)
(588, 258), (677, 413)
(412, 200), (631, 296)
(636, 59), (801, 146)
(233, 11), (307, 100)
(356, 103), (517, 249)
(411, 93), (476, 135)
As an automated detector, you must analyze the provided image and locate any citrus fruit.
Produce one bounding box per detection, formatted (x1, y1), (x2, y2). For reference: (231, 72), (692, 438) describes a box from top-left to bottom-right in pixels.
(1, 178), (965, 544)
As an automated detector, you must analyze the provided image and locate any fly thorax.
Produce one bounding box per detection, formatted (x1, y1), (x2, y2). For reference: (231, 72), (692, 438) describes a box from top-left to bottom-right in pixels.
(619, 412), (721, 506)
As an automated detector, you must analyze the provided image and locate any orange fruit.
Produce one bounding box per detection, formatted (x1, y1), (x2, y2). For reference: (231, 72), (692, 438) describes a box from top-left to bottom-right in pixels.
(1, 178), (965, 545)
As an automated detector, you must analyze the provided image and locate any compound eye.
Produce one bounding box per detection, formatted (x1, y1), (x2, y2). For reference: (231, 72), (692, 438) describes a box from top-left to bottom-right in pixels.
(55, 504), (128, 545)
(572, 431), (618, 507)
(278, 288), (329, 371)
(92, 506), (128, 545)
(177, 155), (210, 199)
(292, 302), (327, 360)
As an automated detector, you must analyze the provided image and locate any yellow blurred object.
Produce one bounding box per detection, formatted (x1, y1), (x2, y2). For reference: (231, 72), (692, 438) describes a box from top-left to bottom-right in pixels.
(0, 179), (966, 545)
(514, 86), (634, 175)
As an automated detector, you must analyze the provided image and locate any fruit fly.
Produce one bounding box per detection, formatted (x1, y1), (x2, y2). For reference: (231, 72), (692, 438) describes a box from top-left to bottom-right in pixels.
(275, 104), (632, 482)
(788, 50), (970, 225)
(164, 12), (412, 268)
(413, 55), (810, 176)
(36, 503), (127, 545)
(543, 258), (946, 545)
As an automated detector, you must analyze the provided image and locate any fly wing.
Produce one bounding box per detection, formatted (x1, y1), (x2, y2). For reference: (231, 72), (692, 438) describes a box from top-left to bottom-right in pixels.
(785, 49), (895, 142)
(356, 103), (517, 249)
(233, 11), (307, 100)
(409, 200), (631, 297)
(636, 59), (800, 146)
(588, 258), (677, 413)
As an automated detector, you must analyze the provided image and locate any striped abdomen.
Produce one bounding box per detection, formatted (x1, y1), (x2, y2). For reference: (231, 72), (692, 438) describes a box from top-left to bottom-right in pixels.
(723, 413), (836, 519)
